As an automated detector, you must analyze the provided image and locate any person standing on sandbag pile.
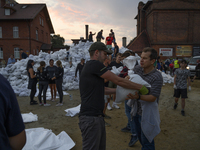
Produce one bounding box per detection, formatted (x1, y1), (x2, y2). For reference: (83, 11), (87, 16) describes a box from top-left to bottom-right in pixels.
(75, 58), (85, 80)
(52, 60), (64, 106)
(126, 47), (163, 150)
(79, 42), (149, 150)
(37, 61), (51, 106)
(27, 59), (38, 105)
(46, 59), (57, 101)
(96, 29), (104, 42)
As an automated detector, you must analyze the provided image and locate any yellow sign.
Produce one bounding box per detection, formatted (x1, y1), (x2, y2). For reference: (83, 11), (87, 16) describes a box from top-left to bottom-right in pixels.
(176, 45), (192, 56)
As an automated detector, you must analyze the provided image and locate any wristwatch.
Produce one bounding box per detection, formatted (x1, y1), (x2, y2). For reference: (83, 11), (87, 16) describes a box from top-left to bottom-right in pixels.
(137, 94), (141, 100)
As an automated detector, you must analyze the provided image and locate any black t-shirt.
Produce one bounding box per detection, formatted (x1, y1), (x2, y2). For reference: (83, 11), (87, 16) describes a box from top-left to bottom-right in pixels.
(109, 61), (123, 68)
(21, 52), (28, 59)
(55, 67), (64, 80)
(79, 60), (108, 116)
(89, 34), (93, 41)
(46, 66), (57, 79)
(0, 74), (25, 149)
(75, 63), (85, 76)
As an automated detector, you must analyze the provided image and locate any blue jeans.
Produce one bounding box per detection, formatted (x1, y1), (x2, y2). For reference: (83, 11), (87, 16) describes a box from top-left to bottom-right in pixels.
(133, 113), (155, 150)
(125, 100), (137, 136)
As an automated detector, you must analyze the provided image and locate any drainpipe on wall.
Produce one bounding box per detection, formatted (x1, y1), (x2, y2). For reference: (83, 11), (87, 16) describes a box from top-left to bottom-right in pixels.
(27, 20), (31, 54)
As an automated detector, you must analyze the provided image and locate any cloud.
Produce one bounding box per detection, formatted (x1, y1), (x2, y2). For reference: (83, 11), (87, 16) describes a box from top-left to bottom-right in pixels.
(17, 0), (149, 47)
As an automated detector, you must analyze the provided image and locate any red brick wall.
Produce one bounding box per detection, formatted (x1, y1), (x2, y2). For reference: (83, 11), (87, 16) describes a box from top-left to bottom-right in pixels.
(0, 8), (52, 62)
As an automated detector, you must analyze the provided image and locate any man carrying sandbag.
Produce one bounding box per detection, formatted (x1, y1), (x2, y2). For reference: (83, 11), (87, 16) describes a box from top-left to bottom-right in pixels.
(126, 47), (163, 150)
(78, 42), (149, 150)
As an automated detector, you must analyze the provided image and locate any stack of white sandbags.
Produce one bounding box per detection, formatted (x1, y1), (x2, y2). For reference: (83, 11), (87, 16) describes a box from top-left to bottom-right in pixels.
(0, 41), (92, 96)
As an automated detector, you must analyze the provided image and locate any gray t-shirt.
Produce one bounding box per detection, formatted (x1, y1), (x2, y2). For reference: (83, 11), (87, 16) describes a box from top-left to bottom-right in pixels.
(133, 65), (163, 115)
(175, 68), (190, 89)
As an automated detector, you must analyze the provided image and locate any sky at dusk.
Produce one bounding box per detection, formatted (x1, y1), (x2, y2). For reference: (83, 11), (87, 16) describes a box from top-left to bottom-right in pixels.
(17, 0), (149, 47)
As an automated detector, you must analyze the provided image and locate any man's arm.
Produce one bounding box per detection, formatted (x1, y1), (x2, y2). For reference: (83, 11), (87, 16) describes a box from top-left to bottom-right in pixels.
(104, 87), (116, 95)
(126, 92), (157, 102)
(174, 74), (177, 85)
(9, 130), (26, 150)
(101, 70), (142, 90)
(75, 64), (79, 77)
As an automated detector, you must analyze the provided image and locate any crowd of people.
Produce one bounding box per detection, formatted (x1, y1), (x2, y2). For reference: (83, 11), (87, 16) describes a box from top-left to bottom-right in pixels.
(1, 28), (200, 149)
(27, 59), (64, 106)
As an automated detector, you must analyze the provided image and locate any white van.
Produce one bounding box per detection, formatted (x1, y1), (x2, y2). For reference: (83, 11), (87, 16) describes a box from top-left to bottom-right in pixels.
(186, 56), (200, 76)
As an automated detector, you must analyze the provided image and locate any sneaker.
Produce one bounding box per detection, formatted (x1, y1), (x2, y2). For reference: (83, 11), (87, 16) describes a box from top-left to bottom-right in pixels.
(56, 103), (63, 106)
(121, 126), (131, 133)
(107, 103), (112, 110)
(104, 114), (111, 119)
(44, 103), (51, 106)
(39, 103), (43, 106)
(105, 121), (111, 127)
(174, 103), (178, 109)
(181, 110), (185, 116)
(112, 102), (120, 109)
(128, 135), (138, 147)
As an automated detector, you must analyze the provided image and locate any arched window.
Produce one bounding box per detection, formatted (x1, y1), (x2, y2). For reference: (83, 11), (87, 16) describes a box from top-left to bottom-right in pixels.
(14, 47), (20, 59)
(36, 30), (38, 40)
(0, 27), (2, 38)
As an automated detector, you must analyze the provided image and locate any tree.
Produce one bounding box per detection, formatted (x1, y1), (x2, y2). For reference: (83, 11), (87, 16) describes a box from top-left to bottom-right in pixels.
(51, 34), (65, 48)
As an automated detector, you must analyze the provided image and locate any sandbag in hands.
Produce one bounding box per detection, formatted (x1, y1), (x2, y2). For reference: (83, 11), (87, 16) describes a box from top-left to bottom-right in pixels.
(115, 70), (151, 103)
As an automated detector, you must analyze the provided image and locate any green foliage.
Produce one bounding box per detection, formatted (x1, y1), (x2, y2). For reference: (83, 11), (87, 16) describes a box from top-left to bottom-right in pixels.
(51, 34), (65, 48)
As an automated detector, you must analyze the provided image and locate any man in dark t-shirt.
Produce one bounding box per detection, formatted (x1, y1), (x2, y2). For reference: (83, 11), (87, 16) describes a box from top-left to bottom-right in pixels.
(114, 42), (119, 57)
(20, 49), (28, 59)
(75, 58), (85, 80)
(79, 42), (150, 150)
(0, 74), (26, 150)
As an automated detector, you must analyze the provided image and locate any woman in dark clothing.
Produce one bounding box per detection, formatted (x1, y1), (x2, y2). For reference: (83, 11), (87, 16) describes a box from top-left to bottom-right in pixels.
(37, 61), (51, 106)
(46, 59), (57, 101)
(52, 60), (64, 106)
(27, 59), (38, 105)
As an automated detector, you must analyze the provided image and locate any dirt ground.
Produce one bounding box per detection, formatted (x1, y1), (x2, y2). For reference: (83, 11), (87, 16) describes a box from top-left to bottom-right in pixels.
(18, 80), (200, 150)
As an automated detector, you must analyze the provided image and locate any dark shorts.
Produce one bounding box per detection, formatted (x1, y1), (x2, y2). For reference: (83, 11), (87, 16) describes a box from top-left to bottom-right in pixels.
(174, 89), (188, 98)
(49, 79), (55, 84)
(79, 115), (106, 150)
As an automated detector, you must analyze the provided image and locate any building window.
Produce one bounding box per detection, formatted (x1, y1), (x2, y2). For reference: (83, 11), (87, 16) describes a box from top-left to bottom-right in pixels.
(5, 9), (10, 15)
(0, 27), (2, 38)
(39, 17), (41, 24)
(42, 19), (44, 26)
(36, 30), (38, 40)
(13, 26), (19, 38)
(0, 47), (3, 59)
(14, 47), (20, 59)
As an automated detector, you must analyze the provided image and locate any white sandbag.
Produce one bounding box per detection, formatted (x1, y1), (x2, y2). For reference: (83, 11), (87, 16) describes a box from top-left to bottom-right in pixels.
(22, 112), (38, 123)
(115, 72), (151, 103)
(122, 55), (140, 70)
(111, 66), (123, 75)
(65, 104), (81, 117)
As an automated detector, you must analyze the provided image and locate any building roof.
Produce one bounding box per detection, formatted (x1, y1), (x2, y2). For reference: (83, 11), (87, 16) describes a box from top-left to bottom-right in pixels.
(0, 3), (54, 33)
(127, 30), (151, 53)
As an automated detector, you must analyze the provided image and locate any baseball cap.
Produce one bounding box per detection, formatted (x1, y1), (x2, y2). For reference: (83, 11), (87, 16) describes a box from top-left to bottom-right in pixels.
(88, 42), (112, 55)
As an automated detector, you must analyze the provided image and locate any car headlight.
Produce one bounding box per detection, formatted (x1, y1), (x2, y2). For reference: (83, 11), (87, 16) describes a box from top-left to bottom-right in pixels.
(186, 66), (189, 69)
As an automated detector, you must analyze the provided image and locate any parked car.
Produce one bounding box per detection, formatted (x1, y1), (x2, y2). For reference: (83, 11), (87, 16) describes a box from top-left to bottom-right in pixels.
(186, 56), (200, 76)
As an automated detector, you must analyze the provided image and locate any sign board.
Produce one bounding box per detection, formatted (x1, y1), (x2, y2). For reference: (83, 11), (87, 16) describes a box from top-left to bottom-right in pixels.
(193, 46), (200, 56)
(176, 45), (192, 57)
(159, 48), (173, 56)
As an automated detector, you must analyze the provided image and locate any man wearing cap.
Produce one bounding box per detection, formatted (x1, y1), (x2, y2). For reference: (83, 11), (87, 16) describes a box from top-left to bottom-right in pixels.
(89, 31), (96, 42)
(79, 42), (150, 150)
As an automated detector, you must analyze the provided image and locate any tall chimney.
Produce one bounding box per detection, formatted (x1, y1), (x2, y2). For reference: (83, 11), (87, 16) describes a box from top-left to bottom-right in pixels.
(85, 25), (88, 40)
(122, 37), (127, 47)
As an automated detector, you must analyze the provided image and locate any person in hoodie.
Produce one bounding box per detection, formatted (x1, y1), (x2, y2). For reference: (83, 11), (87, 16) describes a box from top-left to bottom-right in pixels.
(37, 61), (51, 106)
(52, 60), (64, 106)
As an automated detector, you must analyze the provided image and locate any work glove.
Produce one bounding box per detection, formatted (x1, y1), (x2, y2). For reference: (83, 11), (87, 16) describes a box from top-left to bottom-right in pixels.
(173, 84), (177, 89)
(139, 85), (149, 95)
(188, 86), (191, 91)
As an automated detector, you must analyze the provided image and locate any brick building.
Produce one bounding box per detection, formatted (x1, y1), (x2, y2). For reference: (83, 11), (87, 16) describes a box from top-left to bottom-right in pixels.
(0, 0), (54, 62)
(127, 0), (200, 58)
